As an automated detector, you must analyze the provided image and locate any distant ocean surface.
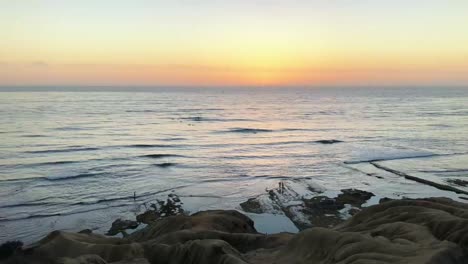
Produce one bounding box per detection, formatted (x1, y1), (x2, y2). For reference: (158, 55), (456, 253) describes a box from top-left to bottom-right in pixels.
(1, 87), (467, 243)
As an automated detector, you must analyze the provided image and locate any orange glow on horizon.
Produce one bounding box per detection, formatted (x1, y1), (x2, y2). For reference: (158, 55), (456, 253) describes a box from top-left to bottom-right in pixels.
(1, 1), (468, 86)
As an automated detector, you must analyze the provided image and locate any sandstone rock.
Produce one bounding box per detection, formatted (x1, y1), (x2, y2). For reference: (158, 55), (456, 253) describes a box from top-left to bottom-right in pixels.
(379, 197), (394, 203)
(129, 210), (257, 242)
(78, 229), (93, 234)
(106, 219), (139, 236)
(136, 211), (159, 224)
(348, 207), (361, 216)
(57, 254), (107, 264)
(239, 198), (264, 214)
(20, 231), (145, 263)
(4, 198), (468, 264)
(336, 188), (374, 207)
(144, 239), (248, 264)
(276, 226), (465, 264)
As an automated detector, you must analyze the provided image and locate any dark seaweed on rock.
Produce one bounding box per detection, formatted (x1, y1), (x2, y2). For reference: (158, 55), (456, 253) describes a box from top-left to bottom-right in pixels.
(135, 194), (185, 225)
(107, 194), (185, 236)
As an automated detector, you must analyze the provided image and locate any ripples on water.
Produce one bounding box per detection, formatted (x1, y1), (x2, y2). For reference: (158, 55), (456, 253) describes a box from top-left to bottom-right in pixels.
(0, 87), (467, 243)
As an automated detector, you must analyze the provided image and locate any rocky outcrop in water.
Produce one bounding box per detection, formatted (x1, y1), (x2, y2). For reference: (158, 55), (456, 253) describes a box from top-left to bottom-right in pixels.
(241, 181), (375, 229)
(2, 197), (468, 263)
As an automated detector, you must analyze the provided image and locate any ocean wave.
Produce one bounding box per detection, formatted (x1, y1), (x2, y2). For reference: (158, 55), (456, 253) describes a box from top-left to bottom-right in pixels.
(126, 108), (224, 113)
(225, 128), (274, 133)
(179, 194), (224, 198)
(0, 205), (122, 222)
(1, 171), (110, 183)
(165, 137), (186, 141)
(0, 185), (192, 222)
(370, 162), (468, 195)
(0, 160), (78, 169)
(36, 160), (77, 166)
(258, 139), (344, 146)
(250, 175), (295, 180)
(140, 154), (183, 159)
(125, 110), (159, 113)
(420, 169), (468, 174)
(127, 144), (178, 148)
(178, 108), (224, 112)
(154, 162), (177, 168)
(221, 154), (275, 159)
(260, 140), (311, 146)
(20, 134), (48, 138)
(46, 172), (108, 181)
(73, 195), (136, 205)
(0, 176), (46, 183)
(181, 117), (255, 122)
(0, 202), (52, 209)
(279, 128), (307, 132)
(217, 127), (319, 134)
(344, 153), (438, 164)
(428, 124), (453, 128)
(313, 139), (343, 144)
(200, 174), (294, 183)
(54, 126), (93, 131)
(0, 190), (158, 210)
(25, 147), (99, 154)
(344, 152), (466, 164)
(1, 156), (134, 171)
(421, 111), (468, 117)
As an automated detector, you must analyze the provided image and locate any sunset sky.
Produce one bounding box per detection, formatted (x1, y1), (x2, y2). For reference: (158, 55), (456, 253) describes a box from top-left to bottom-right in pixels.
(1, 0), (468, 87)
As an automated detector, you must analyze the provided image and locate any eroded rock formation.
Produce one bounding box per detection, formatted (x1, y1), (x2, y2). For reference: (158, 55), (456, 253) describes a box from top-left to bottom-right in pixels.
(2, 198), (468, 264)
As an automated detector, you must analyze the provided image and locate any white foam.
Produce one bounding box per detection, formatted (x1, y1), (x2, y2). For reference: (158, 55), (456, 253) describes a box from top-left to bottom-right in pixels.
(346, 145), (435, 164)
(338, 204), (354, 219)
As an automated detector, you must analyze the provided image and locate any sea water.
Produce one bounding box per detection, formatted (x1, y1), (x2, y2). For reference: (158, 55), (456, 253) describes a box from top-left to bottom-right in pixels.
(0, 87), (467, 243)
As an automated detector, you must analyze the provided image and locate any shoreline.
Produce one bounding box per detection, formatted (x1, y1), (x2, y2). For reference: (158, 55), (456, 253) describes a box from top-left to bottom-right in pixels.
(2, 194), (468, 263)
(2, 171), (468, 245)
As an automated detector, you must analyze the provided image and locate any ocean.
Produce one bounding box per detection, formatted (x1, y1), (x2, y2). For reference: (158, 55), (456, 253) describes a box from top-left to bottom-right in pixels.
(0, 87), (467, 243)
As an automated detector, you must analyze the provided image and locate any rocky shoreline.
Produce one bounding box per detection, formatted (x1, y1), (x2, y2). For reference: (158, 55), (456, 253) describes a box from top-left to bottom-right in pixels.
(241, 185), (375, 230)
(2, 188), (468, 263)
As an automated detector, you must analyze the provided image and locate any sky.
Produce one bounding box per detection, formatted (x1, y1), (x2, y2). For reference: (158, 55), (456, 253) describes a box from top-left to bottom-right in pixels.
(1, 0), (468, 87)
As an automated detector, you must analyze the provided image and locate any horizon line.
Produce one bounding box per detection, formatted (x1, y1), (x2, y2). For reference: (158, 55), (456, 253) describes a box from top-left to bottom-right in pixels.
(1, 84), (468, 90)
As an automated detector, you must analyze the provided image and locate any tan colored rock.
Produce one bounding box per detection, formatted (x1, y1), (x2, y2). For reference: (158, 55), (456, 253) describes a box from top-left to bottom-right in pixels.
(30, 231), (144, 263)
(57, 254), (107, 264)
(4, 198), (468, 264)
(129, 210), (257, 242)
(276, 226), (464, 263)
